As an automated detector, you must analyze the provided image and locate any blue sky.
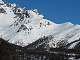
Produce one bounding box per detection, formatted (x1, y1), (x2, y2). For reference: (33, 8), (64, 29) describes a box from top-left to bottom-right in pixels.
(6, 0), (80, 24)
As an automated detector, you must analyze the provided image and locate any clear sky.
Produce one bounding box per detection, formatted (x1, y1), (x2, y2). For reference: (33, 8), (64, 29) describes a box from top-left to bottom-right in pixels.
(6, 0), (80, 24)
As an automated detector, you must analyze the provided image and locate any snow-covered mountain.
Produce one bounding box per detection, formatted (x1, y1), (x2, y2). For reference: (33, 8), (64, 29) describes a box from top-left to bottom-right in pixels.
(0, 0), (80, 49)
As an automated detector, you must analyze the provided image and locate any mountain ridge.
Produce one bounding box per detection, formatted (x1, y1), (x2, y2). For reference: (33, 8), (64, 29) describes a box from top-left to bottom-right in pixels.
(0, 0), (80, 49)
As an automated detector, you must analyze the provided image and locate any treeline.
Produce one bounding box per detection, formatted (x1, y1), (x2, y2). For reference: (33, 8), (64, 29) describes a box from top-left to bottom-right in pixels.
(0, 38), (80, 60)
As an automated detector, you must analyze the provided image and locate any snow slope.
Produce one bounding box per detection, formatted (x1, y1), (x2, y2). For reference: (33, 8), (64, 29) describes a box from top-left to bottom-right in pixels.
(0, 0), (80, 49)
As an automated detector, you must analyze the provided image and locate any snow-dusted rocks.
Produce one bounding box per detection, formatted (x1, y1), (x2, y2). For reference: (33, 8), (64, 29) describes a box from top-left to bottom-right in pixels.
(0, 0), (80, 49)
(0, 1), (57, 47)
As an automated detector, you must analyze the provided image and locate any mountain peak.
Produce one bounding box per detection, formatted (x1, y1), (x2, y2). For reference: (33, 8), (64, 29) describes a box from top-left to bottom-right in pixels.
(0, 2), (58, 47)
(0, 1), (80, 49)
